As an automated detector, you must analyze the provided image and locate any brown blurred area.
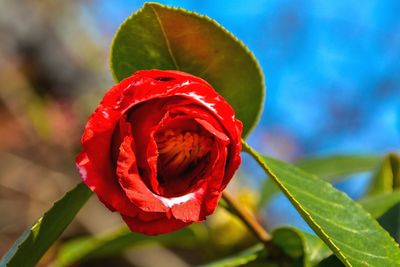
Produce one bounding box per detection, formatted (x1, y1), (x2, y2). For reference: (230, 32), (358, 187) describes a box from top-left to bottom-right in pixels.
(0, 1), (127, 265)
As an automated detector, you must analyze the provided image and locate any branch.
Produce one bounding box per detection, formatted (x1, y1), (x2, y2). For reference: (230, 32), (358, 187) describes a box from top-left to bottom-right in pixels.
(221, 191), (291, 265)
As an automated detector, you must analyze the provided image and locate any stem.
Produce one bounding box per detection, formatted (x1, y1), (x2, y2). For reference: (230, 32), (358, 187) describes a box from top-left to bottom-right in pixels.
(221, 191), (270, 242)
(221, 191), (290, 264)
(219, 139), (293, 265)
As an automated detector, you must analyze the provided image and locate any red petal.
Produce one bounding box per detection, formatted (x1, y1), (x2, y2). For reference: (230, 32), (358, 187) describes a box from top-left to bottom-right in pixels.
(77, 70), (242, 231)
(121, 213), (190, 235)
(116, 128), (168, 212)
(76, 151), (138, 216)
(169, 141), (228, 222)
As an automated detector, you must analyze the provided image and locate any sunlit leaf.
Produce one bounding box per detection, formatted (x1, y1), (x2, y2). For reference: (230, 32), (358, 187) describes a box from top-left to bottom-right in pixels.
(51, 186), (400, 267)
(272, 201), (400, 267)
(110, 2), (264, 136)
(259, 155), (381, 208)
(0, 183), (92, 267)
(200, 226), (331, 267)
(296, 155), (381, 181)
(364, 153), (400, 242)
(367, 153), (400, 196)
(359, 191), (400, 218)
(242, 141), (400, 267)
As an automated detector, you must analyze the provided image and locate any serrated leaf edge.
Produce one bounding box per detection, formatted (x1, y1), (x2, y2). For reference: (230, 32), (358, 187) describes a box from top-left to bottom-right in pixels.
(242, 140), (400, 267)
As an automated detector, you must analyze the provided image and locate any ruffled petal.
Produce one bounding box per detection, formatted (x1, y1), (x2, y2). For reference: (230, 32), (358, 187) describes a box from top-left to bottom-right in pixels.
(170, 141), (228, 222)
(121, 213), (190, 235)
(76, 151), (138, 216)
(77, 69), (242, 235)
(116, 128), (168, 212)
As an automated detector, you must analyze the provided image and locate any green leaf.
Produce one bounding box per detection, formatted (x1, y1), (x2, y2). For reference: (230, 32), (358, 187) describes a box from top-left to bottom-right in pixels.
(272, 227), (331, 267)
(310, 191), (400, 267)
(198, 244), (265, 267)
(296, 155), (381, 181)
(0, 183), (92, 267)
(274, 194), (400, 266)
(364, 153), (400, 242)
(272, 194), (400, 267)
(206, 193), (400, 267)
(315, 255), (345, 267)
(367, 153), (400, 196)
(360, 191), (400, 243)
(258, 178), (280, 208)
(199, 226), (331, 267)
(259, 155), (381, 208)
(53, 225), (200, 267)
(359, 191), (400, 218)
(378, 202), (400, 243)
(110, 2), (264, 136)
(242, 141), (400, 267)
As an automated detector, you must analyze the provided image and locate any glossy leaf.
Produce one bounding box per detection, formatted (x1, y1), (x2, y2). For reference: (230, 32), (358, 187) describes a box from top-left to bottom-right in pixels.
(259, 155), (381, 208)
(296, 155), (381, 181)
(359, 191), (400, 218)
(273, 194), (400, 266)
(53, 189), (400, 267)
(0, 183), (92, 267)
(367, 153), (400, 196)
(200, 226), (331, 267)
(110, 2), (264, 136)
(272, 227), (331, 267)
(53, 225), (200, 267)
(273, 186), (400, 267)
(242, 141), (400, 267)
(365, 153), (400, 242)
(272, 199), (400, 267)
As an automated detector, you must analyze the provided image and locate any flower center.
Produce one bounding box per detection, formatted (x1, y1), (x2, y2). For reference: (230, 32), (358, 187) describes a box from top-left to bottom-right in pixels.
(156, 130), (213, 177)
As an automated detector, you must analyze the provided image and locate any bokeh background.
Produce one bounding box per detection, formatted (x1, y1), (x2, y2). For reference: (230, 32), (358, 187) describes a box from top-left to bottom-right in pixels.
(0, 0), (399, 266)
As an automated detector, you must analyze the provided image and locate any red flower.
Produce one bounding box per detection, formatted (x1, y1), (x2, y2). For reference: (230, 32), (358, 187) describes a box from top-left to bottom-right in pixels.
(76, 70), (242, 235)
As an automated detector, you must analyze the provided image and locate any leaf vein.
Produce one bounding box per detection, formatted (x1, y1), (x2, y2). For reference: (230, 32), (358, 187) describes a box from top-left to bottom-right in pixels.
(150, 5), (180, 70)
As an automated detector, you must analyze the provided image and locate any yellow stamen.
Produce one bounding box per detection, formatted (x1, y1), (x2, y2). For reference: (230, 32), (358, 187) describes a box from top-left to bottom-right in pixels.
(156, 130), (213, 174)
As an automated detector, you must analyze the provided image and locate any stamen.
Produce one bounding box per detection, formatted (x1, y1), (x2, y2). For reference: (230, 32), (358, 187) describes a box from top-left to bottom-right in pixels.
(156, 130), (213, 175)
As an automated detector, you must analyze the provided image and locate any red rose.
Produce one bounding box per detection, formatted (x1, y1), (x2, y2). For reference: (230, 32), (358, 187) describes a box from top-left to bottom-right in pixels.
(76, 70), (242, 235)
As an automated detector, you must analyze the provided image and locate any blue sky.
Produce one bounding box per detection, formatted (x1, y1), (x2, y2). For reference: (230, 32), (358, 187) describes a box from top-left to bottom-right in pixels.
(85, 0), (399, 160)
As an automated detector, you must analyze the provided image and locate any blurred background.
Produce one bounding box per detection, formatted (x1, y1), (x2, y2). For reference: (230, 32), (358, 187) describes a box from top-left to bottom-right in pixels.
(0, 0), (399, 266)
